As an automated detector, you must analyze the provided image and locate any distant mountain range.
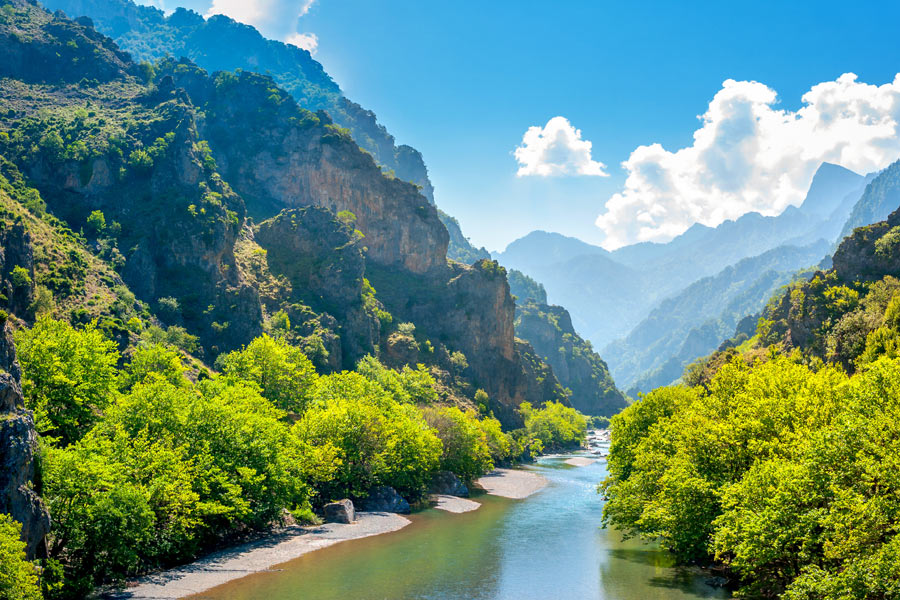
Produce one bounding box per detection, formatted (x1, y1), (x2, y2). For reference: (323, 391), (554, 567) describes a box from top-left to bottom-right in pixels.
(496, 160), (900, 391)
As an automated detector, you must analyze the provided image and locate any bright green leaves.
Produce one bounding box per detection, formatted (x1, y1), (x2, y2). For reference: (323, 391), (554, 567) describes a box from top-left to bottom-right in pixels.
(217, 334), (317, 413)
(16, 317), (119, 446)
(604, 354), (900, 598)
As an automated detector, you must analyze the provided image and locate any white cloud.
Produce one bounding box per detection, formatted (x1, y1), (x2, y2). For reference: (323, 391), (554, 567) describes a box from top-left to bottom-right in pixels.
(596, 73), (900, 250)
(206, 0), (315, 42)
(514, 116), (609, 177)
(286, 32), (318, 54)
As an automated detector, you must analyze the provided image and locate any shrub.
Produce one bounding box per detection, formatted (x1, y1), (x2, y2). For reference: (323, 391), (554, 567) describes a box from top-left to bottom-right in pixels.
(16, 318), (120, 445)
(0, 514), (40, 600)
(421, 406), (494, 481)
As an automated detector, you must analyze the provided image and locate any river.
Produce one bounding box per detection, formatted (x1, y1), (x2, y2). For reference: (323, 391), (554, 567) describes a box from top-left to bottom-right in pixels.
(194, 450), (730, 600)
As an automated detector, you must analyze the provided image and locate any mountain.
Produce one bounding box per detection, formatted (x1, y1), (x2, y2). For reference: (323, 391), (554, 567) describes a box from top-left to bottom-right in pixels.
(515, 301), (627, 416)
(0, 1), (570, 427)
(495, 230), (608, 268)
(607, 240), (831, 392)
(798, 162), (868, 218)
(839, 159), (900, 240)
(497, 162), (869, 352)
(40, 0), (436, 202)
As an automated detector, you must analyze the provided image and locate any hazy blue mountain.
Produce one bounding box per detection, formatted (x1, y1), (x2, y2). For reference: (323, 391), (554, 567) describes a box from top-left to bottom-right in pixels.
(839, 160), (900, 240)
(495, 162), (869, 351)
(495, 231), (608, 268)
(604, 240), (831, 392)
(799, 163), (867, 218)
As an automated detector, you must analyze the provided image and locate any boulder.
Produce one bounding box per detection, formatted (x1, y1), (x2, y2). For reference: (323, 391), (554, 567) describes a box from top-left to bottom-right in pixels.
(323, 499), (355, 524)
(361, 486), (411, 514)
(429, 471), (469, 497)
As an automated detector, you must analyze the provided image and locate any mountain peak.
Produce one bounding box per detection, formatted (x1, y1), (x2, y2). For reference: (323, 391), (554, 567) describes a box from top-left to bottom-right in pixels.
(800, 162), (865, 218)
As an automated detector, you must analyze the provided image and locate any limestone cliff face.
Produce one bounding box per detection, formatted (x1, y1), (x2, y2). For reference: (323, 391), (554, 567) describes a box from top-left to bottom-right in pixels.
(0, 321), (50, 559)
(515, 301), (626, 416)
(370, 259), (570, 427)
(0, 221), (35, 318)
(156, 66), (448, 276)
(255, 207), (379, 367)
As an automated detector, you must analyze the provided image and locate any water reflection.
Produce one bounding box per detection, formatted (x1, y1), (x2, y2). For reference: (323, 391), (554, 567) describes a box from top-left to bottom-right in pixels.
(195, 456), (729, 600)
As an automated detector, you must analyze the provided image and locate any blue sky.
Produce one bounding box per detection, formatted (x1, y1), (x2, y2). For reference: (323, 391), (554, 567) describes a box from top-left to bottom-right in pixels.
(144, 0), (900, 251)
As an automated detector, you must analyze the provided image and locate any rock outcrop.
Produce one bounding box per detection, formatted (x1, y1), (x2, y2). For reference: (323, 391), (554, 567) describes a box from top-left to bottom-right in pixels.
(429, 471), (469, 497)
(515, 301), (626, 416)
(0, 321), (50, 559)
(255, 207), (379, 366)
(361, 486), (411, 514)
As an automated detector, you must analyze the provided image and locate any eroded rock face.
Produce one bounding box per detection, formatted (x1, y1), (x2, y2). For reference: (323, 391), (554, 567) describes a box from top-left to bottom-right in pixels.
(0, 322), (50, 559)
(0, 221), (35, 318)
(833, 207), (900, 283)
(255, 207), (379, 367)
(515, 301), (627, 417)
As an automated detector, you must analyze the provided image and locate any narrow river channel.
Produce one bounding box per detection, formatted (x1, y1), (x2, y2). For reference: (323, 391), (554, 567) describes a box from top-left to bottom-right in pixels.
(194, 451), (730, 600)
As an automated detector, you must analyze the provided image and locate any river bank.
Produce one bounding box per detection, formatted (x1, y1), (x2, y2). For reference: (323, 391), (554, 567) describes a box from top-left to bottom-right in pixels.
(110, 468), (547, 599)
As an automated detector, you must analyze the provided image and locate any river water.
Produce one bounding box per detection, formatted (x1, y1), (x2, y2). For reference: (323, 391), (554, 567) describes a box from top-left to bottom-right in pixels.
(198, 452), (730, 600)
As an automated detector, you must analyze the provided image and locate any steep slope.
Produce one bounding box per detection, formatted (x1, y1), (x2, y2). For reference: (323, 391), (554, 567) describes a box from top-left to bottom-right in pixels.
(40, 0), (436, 202)
(609, 240), (829, 393)
(0, 1), (567, 427)
(839, 159), (900, 240)
(515, 300), (626, 416)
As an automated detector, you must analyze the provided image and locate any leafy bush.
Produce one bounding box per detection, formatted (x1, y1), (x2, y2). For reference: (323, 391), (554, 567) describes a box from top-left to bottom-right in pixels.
(518, 401), (586, 451)
(0, 515), (40, 600)
(16, 317), (119, 445)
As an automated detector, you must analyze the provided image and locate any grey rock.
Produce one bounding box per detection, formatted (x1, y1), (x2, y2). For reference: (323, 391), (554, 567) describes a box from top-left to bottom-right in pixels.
(429, 471), (469, 497)
(362, 486), (411, 514)
(0, 323), (50, 558)
(323, 499), (355, 523)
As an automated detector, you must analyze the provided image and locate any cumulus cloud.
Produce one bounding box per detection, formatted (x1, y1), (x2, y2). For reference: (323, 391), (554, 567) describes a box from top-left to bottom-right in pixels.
(286, 32), (318, 54)
(206, 0), (315, 43)
(596, 73), (900, 250)
(514, 116), (609, 177)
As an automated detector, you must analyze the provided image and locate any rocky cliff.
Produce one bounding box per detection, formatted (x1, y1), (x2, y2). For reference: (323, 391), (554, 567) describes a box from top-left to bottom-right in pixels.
(0, 318), (50, 558)
(515, 300), (626, 416)
(0, 2), (570, 426)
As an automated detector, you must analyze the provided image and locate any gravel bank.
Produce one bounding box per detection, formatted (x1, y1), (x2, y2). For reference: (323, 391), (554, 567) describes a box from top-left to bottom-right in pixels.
(111, 513), (410, 599)
(476, 468), (548, 499)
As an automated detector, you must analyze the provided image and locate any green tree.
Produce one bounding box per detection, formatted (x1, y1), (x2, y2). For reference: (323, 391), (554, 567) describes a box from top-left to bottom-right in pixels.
(16, 318), (119, 445)
(218, 334), (317, 413)
(421, 406), (493, 481)
(86, 210), (106, 236)
(0, 514), (41, 600)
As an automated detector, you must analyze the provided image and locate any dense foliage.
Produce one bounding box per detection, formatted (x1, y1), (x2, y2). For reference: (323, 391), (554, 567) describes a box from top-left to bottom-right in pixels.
(9, 318), (585, 597)
(0, 515), (41, 600)
(604, 355), (900, 598)
(604, 211), (900, 598)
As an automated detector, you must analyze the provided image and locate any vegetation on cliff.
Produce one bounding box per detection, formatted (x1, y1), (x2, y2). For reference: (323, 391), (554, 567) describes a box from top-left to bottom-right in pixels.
(0, 4), (593, 596)
(13, 318), (584, 598)
(603, 207), (900, 598)
(515, 300), (626, 416)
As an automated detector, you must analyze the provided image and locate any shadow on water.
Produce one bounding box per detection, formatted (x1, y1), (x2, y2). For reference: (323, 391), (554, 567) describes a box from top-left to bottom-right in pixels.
(194, 454), (730, 600)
